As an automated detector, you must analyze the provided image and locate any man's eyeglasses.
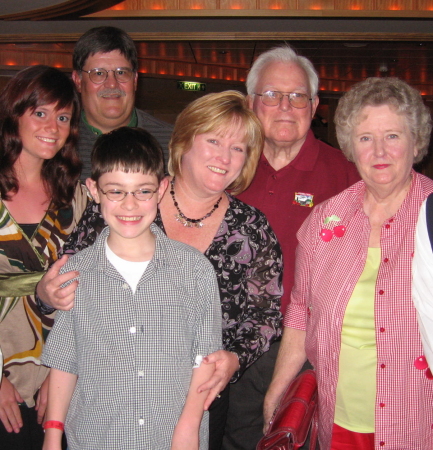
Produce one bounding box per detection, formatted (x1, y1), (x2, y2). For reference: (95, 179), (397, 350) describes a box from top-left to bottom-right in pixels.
(255, 91), (312, 109)
(98, 187), (158, 202)
(81, 68), (134, 85)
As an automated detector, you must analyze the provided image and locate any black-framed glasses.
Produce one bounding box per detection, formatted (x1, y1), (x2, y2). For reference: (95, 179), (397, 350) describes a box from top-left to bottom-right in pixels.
(81, 68), (134, 84)
(255, 91), (312, 109)
(98, 187), (158, 202)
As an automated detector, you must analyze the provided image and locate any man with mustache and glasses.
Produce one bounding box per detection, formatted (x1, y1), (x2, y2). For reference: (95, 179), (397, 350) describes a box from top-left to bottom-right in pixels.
(72, 26), (173, 179)
(222, 45), (360, 450)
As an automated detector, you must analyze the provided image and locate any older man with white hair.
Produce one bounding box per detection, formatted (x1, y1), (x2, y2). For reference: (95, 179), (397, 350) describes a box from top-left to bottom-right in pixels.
(222, 46), (359, 450)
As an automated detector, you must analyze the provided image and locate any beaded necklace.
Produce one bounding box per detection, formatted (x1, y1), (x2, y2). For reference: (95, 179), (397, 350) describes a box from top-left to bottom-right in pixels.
(170, 178), (222, 228)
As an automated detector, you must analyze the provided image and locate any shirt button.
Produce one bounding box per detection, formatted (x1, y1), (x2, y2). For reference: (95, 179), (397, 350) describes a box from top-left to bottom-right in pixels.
(380, 364), (386, 369)
(389, 218), (394, 223)
(130, 326), (136, 334)
(383, 258), (389, 263)
(380, 402), (385, 407)
(122, 283), (129, 289)
(380, 327), (385, 332)
(139, 419), (144, 426)
(380, 441), (385, 446)
(385, 224), (390, 229)
(272, 175), (277, 180)
(414, 356), (428, 370)
(138, 370), (144, 377)
(268, 191), (274, 195)
(379, 290), (384, 295)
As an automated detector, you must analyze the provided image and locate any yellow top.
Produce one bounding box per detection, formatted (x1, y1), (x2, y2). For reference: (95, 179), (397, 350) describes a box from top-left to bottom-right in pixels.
(334, 247), (380, 433)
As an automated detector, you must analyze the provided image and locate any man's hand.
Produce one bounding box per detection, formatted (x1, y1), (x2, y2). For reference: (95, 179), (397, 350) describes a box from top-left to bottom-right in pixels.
(0, 376), (23, 433)
(263, 385), (282, 434)
(263, 327), (307, 434)
(199, 350), (240, 410)
(36, 255), (78, 310)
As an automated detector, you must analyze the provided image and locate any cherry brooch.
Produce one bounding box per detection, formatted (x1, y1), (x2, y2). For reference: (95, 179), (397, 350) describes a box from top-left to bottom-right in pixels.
(320, 216), (346, 242)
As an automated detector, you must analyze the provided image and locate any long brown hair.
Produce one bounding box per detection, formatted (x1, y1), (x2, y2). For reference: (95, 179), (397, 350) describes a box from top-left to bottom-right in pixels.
(0, 65), (82, 209)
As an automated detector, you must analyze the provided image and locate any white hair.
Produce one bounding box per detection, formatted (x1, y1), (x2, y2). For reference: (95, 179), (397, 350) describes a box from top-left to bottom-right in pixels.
(246, 45), (319, 98)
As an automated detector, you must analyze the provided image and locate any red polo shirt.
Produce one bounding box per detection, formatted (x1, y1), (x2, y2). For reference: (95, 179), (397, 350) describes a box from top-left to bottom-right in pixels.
(237, 130), (360, 314)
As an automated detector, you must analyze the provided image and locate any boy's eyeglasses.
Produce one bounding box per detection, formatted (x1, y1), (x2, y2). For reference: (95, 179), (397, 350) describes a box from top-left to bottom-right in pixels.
(81, 68), (134, 84)
(254, 91), (311, 109)
(98, 187), (158, 202)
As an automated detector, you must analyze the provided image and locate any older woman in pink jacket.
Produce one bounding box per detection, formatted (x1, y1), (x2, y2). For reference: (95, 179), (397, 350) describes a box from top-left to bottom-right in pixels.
(265, 77), (433, 450)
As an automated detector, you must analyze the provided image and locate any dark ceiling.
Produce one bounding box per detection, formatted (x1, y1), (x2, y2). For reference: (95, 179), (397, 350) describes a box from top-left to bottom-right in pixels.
(0, 0), (433, 100)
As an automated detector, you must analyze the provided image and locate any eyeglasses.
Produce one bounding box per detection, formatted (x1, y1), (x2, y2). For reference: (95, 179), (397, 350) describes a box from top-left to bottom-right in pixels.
(81, 68), (134, 84)
(98, 187), (158, 202)
(255, 91), (312, 109)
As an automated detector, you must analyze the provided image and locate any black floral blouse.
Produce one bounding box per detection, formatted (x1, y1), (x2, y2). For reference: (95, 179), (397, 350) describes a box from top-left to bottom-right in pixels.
(60, 195), (283, 381)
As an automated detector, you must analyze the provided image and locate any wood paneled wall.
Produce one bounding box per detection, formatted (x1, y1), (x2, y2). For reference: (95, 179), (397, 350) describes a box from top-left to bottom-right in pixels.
(93, 0), (433, 15)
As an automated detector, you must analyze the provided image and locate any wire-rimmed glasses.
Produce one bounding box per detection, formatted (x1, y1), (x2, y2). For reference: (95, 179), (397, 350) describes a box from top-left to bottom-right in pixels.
(255, 91), (312, 109)
(98, 187), (158, 202)
(81, 68), (134, 84)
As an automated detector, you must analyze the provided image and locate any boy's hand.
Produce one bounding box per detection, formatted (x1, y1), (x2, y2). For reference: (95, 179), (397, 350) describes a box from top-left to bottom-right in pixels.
(42, 428), (64, 450)
(199, 350), (240, 410)
(42, 443), (63, 450)
(171, 423), (199, 450)
(36, 255), (78, 310)
(35, 374), (50, 424)
(0, 376), (24, 433)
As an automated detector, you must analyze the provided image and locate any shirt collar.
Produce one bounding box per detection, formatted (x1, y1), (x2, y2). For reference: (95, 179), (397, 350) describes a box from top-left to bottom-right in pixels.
(81, 108), (138, 136)
(260, 129), (319, 173)
(287, 129), (320, 171)
(350, 169), (422, 224)
(394, 170), (425, 224)
(91, 223), (184, 273)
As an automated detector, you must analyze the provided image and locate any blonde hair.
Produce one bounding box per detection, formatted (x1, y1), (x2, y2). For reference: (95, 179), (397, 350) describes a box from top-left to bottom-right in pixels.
(169, 90), (264, 195)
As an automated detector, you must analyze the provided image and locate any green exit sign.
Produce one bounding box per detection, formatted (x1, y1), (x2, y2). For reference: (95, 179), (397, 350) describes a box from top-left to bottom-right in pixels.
(177, 81), (206, 91)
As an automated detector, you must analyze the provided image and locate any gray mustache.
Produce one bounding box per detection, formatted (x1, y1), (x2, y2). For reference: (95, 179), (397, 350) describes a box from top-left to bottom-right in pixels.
(97, 89), (126, 98)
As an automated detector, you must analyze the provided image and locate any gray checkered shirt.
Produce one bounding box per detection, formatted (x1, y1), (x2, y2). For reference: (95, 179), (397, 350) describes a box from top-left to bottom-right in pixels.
(42, 224), (222, 450)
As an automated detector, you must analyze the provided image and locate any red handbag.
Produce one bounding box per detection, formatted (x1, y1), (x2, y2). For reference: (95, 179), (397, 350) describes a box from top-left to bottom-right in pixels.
(257, 369), (318, 450)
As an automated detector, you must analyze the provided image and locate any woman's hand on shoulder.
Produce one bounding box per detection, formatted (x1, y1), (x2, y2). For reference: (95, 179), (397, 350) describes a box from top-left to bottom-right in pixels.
(0, 375), (24, 433)
(36, 255), (78, 310)
(198, 350), (240, 410)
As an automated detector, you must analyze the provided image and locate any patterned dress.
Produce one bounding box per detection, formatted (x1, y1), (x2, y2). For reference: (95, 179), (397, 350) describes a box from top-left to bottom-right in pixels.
(0, 183), (89, 407)
(61, 194), (283, 379)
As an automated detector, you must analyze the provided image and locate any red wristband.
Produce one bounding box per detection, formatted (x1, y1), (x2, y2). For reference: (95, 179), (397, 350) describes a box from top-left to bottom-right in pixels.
(43, 420), (64, 431)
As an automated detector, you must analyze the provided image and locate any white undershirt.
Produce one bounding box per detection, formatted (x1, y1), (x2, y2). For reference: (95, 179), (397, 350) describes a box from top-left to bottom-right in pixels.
(105, 240), (150, 294)
(413, 199), (433, 368)
(104, 238), (203, 368)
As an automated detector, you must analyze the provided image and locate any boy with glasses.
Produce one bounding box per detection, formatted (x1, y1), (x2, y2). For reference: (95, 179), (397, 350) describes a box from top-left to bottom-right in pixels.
(41, 127), (221, 450)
